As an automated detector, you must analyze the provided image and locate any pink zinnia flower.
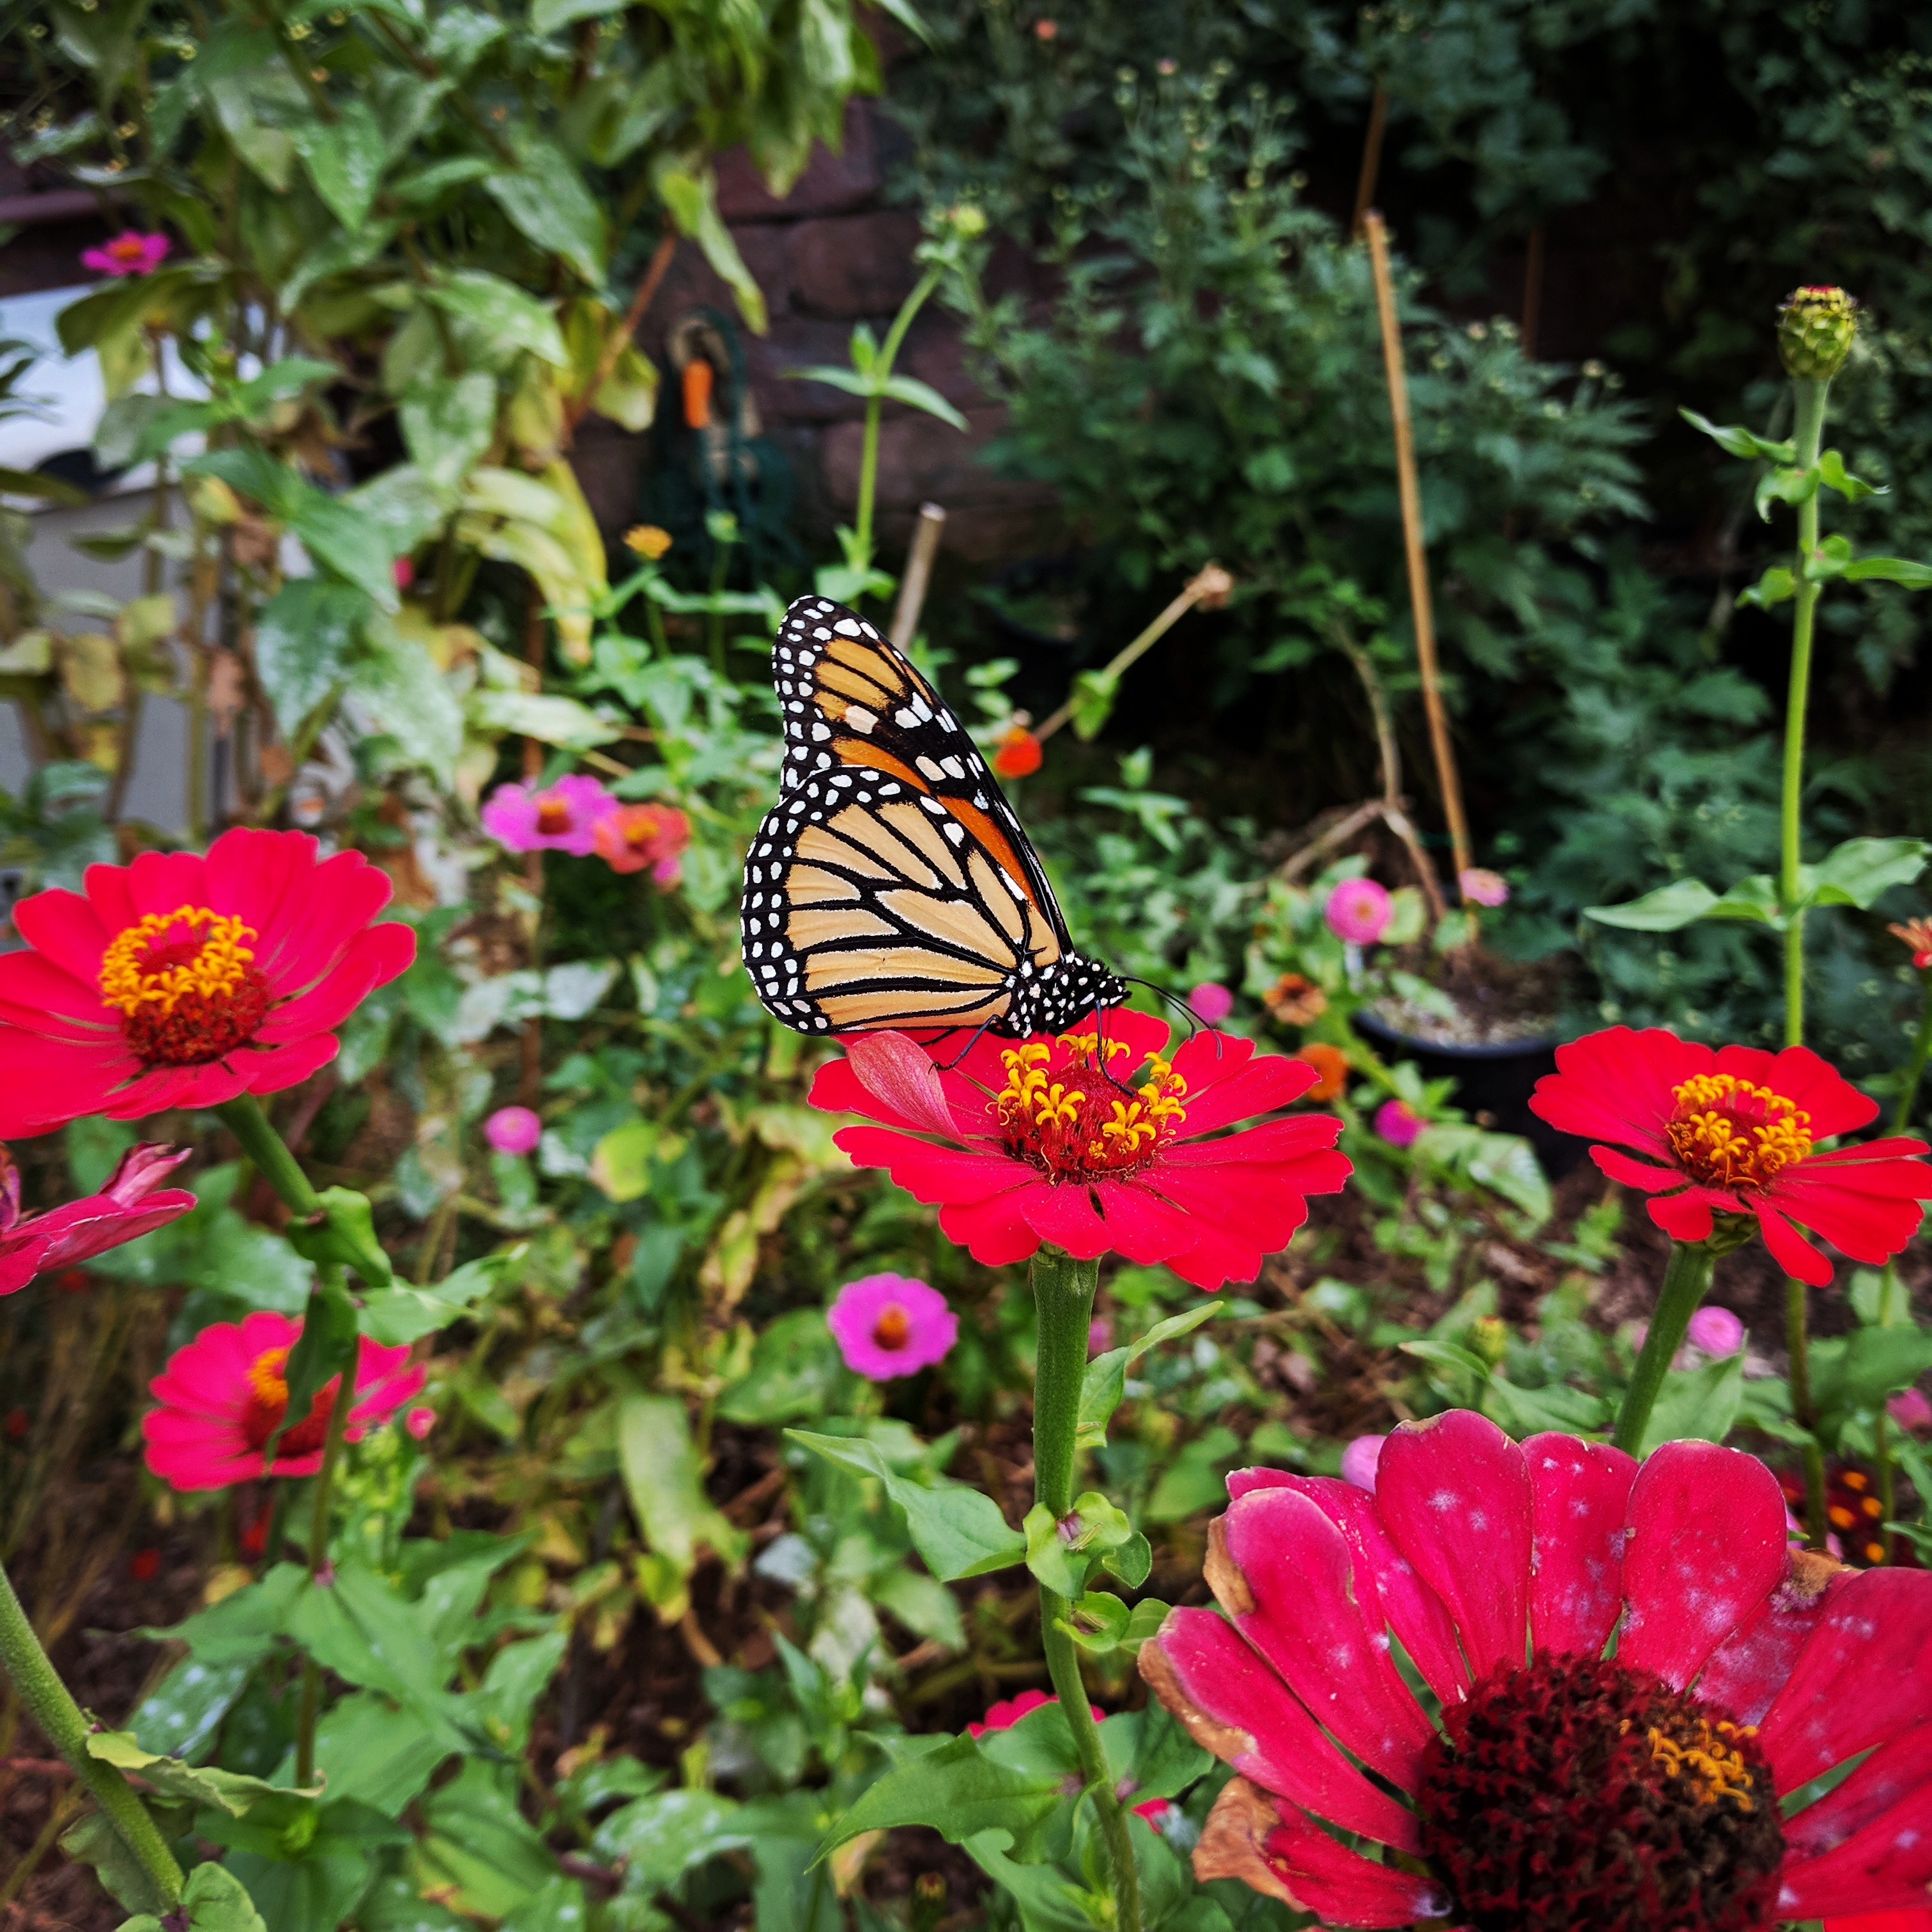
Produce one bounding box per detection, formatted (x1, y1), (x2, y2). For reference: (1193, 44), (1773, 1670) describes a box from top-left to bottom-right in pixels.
(1325, 878), (1392, 944)
(810, 1013), (1351, 1291)
(1459, 867), (1510, 908)
(1374, 1098), (1424, 1149)
(484, 1105), (542, 1156)
(1888, 1388), (1931, 1432)
(0, 1142), (195, 1295)
(825, 1273), (956, 1380)
(81, 231), (170, 277)
(1687, 1305), (1745, 1358)
(1338, 1433), (1384, 1491)
(1188, 983), (1235, 1023)
(0, 828), (415, 1137)
(480, 774), (615, 856)
(142, 1310), (424, 1491)
(594, 802), (690, 883)
(970, 1690), (1166, 1820)
(405, 1404), (436, 1441)
(1144, 1410), (1932, 1929)
(1529, 1027), (1932, 1286)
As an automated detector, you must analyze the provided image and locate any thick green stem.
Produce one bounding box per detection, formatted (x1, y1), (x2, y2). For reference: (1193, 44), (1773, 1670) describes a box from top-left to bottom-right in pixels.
(0, 1560), (183, 1906)
(1613, 1240), (1715, 1455)
(1780, 376), (1830, 1049)
(219, 1092), (324, 1216)
(1873, 990), (1931, 1564)
(1029, 1246), (1140, 1932)
(294, 1347), (356, 1787)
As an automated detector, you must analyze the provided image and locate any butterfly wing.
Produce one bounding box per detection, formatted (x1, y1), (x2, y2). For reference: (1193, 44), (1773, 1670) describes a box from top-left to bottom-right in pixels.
(742, 595), (1123, 1037)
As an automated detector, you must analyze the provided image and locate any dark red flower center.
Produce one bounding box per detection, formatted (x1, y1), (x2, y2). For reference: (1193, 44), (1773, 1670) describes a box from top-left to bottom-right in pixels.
(1664, 1071), (1813, 1191)
(995, 1032), (1188, 1182)
(240, 1345), (339, 1457)
(1417, 1651), (1784, 1932)
(99, 904), (272, 1066)
(535, 799), (574, 835)
(871, 1303), (912, 1350)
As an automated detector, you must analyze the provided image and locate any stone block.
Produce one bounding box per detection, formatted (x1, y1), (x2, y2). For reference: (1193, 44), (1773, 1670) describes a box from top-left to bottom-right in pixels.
(715, 101), (880, 222)
(746, 319), (871, 424)
(786, 210), (923, 320)
(822, 404), (1055, 519)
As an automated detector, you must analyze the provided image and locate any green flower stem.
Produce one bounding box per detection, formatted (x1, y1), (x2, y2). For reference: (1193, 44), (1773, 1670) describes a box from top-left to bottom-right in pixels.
(1780, 374), (1830, 1047)
(1030, 1245), (1140, 1932)
(0, 1558), (183, 1906)
(295, 1330), (357, 1788)
(853, 266), (941, 573)
(1787, 1277), (1828, 1550)
(1892, 979), (1932, 1137)
(1612, 1239), (1714, 1455)
(217, 1094), (387, 1282)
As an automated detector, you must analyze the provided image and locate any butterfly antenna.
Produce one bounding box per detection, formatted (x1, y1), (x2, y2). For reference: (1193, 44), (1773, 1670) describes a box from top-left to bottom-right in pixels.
(1120, 976), (1213, 1048)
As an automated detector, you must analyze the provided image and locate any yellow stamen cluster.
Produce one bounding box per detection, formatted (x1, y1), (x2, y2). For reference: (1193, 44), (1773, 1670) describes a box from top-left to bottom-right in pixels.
(247, 1345), (290, 1410)
(98, 905), (260, 1017)
(996, 1031), (1188, 1181)
(1644, 1717), (1761, 1813)
(1666, 1073), (1813, 1190)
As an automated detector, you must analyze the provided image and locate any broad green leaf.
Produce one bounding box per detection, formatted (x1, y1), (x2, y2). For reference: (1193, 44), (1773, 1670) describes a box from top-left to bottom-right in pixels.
(716, 1308), (843, 1425)
(401, 372), (498, 491)
(655, 160), (767, 335)
(346, 620), (464, 783)
(310, 1690), (451, 1818)
(1482, 1374), (1609, 1437)
(1077, 1300), (1222, 1448)
(1678, 409), (1793, 464)
(529, 0), (624, 32)
(619, 1394), (747, 1598)
(1639, 1348), (1745, 1457)
(591, 1788), (749, 1890)
(1059, 1592), (1169, 1655)
(787, 1429), (1025, 1580)
(1816, 448), (1883, 502)
(1843, 555), (1932, 589)
(1100, 1528), (1153, 1588)
(467, 688), (620, 750)
(1401, 1337), (1492, 1381)
(484, 137), (607, 286)
(1807, 836), (1929, 910)
(358, 1249), (515, 1346)
(87, 1729), (310, 1817)
(1811, 1329), (1932, 1442)
(1022, 1501), (1083, 1597)
(294, 97), (388, 231)
(1754, 464), (1816, 521)
(413, 1762), (556, 1918)
(586, 1117), (684, 1202)
(816, 1733), (1062, 1859)
(1070, 668), (1117, 740)
(425, 272), (568, 367)
(1585, 877), (1721, 931)
(250, 579), (366, 739)
(878, 372), (970, 429)
(783, 362), (873, 399)
(116, 1859), (267, 1932)
(288, 490), (402, 610)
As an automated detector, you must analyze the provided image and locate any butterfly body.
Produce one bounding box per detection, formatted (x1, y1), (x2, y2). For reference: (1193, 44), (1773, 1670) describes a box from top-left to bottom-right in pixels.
(741, 595), (1126, 1038)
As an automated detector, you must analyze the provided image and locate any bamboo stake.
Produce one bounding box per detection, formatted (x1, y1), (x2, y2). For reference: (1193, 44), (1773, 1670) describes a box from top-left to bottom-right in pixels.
(1363, 210), (1474, 934)
(889, 502), (947, 650)
(1351, 85), (1390, 238)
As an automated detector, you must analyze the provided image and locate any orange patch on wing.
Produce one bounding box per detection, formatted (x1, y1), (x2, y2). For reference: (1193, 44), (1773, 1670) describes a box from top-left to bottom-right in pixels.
(940, 795), (1042, 914)
(831, 740), (930, 793)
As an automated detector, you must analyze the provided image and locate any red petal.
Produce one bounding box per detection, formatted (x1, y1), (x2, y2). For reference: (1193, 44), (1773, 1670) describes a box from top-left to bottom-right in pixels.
(841, 1032), (967, 1140)
(935, 1186), (1044, 1267)
(0, 1031), (134, 1135)
(1589, 1145), (1686, 1193)
(1258, 1795), (1450, 1927)
(1786, 1719), (1932, 1862)
(1147, 1607), (1422, 1850)
(1698, 1552), (1849, 1727)
(0, 950), (117, 1038)
(1170, 1046), (1315, 1137)
(1618, 1439), (1786, 1689)
(1776, 1779), (1932, 1922)
(1374, 1411), (1531, 1680)
(121, 847), (209, 921)
(1648, 1190), (1717, 1244)
(1220, 1486), (1437, 1790)
(10, 887), (108, 984)
(1755, 1200), (1835, 1285)
(1740, 1040), (1879, 1141)
(831, 1126), (1023, 1204)
(254, 924), (417, 1043)
(1524, 1432), (1637, 1659)
(1528, 1025), (1702, 1152)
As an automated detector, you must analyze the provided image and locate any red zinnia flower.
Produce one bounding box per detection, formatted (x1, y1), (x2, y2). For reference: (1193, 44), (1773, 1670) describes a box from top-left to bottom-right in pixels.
(593, 801), (691, 884)
(992, 726), (1043, 778)
(809, 1011), (1350, 1289)
(1528, 1027), (1932, 1286)
(1144, 1410), (1932, 1929)
(0, 828), (415, 1137)
(142, 1310), (424, 1491)
(0, 1142), (196, 1295)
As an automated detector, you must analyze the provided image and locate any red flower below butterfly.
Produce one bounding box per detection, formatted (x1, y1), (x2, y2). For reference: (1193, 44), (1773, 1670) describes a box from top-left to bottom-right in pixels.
(809, 1010), (1350, 1289)
(1529, 1027), (1932, 1286)
(0, 827), (415, 1136)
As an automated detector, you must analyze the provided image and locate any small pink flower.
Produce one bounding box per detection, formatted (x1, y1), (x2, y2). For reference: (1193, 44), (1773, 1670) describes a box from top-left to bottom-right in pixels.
(1324, 877), (1392, 945)
(1687, 1305), (1745, 1358)
(393, 556), (416, 591)
(1089, 1315), (1113, 1355)
(142, 1310), (424, 1491)
(81, 231), (170, 277)
(825, 1273), (956, 1381)
(594, 802), (691, 884)
(485, 1105), (542, 1156)
(1459, 867), (1510, 908)
(1188, 982), (1235, 1023)
(405, 1404), (436, 1441)
(480, 774), (616, 856)
(1374, 1098), (1424, 1149)
(1339, 1433), (1385, 1491)
(1889, 1387), (1932, 1433)
(0, 1142), (197, 1295)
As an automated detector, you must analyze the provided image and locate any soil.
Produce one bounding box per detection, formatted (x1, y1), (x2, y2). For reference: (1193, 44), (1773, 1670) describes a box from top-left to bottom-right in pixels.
(1367, 942), (1565, 1048)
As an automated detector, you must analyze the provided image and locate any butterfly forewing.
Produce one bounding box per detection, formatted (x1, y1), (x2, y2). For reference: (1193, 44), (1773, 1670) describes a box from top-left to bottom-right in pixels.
(742, 594), (1126, 1038)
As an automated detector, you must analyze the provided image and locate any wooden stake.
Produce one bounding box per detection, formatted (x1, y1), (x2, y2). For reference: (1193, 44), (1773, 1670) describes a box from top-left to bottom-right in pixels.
(1363, 210), (1475, 929)
(889, 502), (947, 649)
(1351, 85), (1389, 238)
(1521, 224), (1545, 362)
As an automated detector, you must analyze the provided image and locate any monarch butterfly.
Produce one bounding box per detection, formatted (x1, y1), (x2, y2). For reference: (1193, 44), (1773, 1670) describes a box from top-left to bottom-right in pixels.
(740, 595), (1126, 1038)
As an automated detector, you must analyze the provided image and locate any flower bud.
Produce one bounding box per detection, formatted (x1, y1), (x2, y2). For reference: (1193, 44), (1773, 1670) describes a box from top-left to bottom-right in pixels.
(1777, 285), (1859, 379)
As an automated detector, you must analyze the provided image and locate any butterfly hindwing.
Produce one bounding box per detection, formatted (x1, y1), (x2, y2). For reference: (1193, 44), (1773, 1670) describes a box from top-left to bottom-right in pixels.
(744, 594), (1126, 1038)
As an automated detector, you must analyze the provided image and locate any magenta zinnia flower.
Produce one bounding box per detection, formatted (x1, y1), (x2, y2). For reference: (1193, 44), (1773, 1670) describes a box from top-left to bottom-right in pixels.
(1529, 1027), (1932, 1285)
(480, 774), (615, 856)
(142, 1310), (424, 1491)
(81, 231), (171, 277)
(1373, 1098), (1423, 1149)
(484, 1105), (542, 1156)
(825, 1273), (956, 1380)
(0, 829), (415, 1137)
(810, 1013), (1350, 1291)
(0, 1143), (196, 1295)
(1143, 1409), (1932, 1929)
(1325, 877), (1392, 944)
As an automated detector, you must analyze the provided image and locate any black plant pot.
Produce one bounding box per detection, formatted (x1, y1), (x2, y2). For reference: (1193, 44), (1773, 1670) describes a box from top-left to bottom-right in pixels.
(1352, 1009), (1586, 1179)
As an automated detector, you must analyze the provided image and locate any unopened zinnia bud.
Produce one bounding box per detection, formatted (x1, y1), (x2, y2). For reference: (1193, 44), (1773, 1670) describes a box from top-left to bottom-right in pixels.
(1776, 285), (1859, 380)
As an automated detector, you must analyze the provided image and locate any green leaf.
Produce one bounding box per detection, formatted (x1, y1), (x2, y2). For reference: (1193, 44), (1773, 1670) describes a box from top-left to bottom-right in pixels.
(528, 0), (624, 31)
(1737, 565), (1796, 610)
(1401, 1337), (1492, 1381)
(1023, 1501), (1084, 1597)
(413, 1762), (557, 1918)
(654, 160), (767, 335)
(1585, 878), (1721, 931)
(781, 362), (874, 399)
(877, 372), (970, 429)
(283, 1186), (393, 1287)
(484, 137), (607, 286)
(346, 620), (464, 783)
(1754, 464), (1817, 522)
(86, 1729), (310, 1817)
(1843, 555), (1932, 589)
(1069, 668), (1117, 740)
(1811, 1329), (1932, 1442)
(591, 1787), (749, 1891)
(1816, 448), (1883, 502)
(1807, 836), (1929, 910)
(619, 1395), (747, 1593)
(786, 1429), (1025, 1581)
(716, 1308), (843, 1426)
(467, 688), (620, 751)
(1059, 1592), (1169, 1655)
(586, 1117), (684, 1202)
(1483, 1375), (1610, 1437)
(1077, 1300), (1222, 1449)
(815, 1733), (1062, 1859)
(294, 97), (388, 231)
(358, 1250), (514, 1347)
(288, 492), (402, 611)
(252, 579), (367, 739)
(116, 1859), (268, 1932)
(1639, 1347), (1745, 1457)
(401, 372), (499, 493)
(1678, 410), (1794, 463)
(263, 1271), (360, 1464)
(1100, 1528), (1153, 1588)
(425, 273), (568, 367)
